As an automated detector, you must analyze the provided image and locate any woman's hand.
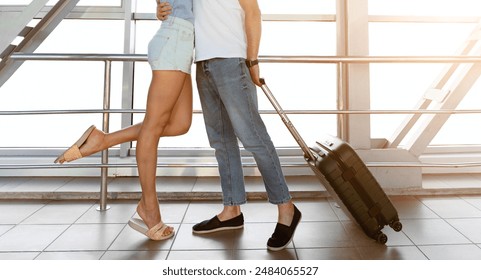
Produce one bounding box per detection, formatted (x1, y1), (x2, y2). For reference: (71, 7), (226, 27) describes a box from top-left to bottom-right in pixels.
(156, 1), (172, 21)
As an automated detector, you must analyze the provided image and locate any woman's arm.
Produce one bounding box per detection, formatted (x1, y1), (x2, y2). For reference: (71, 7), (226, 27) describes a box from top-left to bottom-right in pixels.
(156, 1), (172, 20)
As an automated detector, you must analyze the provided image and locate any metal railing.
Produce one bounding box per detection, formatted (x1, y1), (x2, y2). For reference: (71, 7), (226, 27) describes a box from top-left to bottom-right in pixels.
(2, 53), (481, 209)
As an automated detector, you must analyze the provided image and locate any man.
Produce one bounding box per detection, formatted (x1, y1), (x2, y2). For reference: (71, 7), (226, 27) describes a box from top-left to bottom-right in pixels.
(161, 0), (301, 251)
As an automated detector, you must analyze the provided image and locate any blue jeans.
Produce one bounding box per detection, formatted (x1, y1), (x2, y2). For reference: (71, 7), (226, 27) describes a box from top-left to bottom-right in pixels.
(196, 58), (292, 205)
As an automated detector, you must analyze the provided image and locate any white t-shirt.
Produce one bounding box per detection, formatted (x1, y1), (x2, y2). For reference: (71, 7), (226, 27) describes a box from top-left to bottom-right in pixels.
(193, 0), (247, 62)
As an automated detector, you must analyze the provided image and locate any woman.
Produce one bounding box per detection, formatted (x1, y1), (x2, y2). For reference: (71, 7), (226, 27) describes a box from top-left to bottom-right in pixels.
(54, 0), (194, 241)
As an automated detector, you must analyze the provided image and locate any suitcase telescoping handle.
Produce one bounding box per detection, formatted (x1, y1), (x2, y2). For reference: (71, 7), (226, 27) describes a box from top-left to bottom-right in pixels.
(259, 78), (317, 162)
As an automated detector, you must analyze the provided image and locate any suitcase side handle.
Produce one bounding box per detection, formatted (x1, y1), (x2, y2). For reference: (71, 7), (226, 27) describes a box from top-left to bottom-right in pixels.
(259, 78), (317, 162)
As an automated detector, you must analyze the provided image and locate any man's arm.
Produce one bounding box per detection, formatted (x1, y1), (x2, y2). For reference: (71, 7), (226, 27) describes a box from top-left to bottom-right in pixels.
(239, 0), (262, 86)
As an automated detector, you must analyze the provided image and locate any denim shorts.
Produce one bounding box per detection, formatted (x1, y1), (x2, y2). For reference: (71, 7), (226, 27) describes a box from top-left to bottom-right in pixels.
(147, 17), (194, 74)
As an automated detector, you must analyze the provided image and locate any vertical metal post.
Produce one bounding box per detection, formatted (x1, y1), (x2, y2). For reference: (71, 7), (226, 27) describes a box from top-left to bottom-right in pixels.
(97, 60), (111, 211)
(336, 0), (349, 141)
(120, 0), (136, 158)
(337, 61), (349, 140)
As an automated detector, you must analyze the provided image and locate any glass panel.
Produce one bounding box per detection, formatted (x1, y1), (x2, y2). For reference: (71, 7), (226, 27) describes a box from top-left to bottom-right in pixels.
(258, 0), (335, 14)
(135, 0), (156, 13)
(1, 0), (121, 6)
(369, 21), (481, 144)
(77, 0), (121, 6)
(0, 20), (124, 148)
(135, 0), (336, 15)
(369, 0), (481, 17)
(261, 22), (336, 56)
(370, 63), (443, 141)
(1, 0), (34, 4)
(431, 78), (481, 145)
(369, 22), (475, 56)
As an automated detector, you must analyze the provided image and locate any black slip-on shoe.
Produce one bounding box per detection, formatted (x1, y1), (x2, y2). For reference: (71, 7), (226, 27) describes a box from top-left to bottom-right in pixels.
(267, 205), (302, 251)
(192, 213), (244, 234)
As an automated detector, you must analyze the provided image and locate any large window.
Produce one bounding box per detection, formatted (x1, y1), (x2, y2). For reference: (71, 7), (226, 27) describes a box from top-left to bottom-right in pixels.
(0, 0), (480, 153)
(368, 0), (481, 145)
(0, 19), (125, 147)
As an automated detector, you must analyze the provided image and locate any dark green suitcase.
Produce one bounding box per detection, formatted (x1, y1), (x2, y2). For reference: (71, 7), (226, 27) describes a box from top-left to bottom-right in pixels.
(310, 135), (402, 243)
(260, 79), (402, 244)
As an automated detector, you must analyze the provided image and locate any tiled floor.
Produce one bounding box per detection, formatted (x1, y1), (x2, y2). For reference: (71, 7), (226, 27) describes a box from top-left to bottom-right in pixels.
(1, 175), (481, 260)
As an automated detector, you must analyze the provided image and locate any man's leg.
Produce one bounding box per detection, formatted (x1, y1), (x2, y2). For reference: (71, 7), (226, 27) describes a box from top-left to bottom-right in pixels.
(203, 58), (292, 204)
(196, 60), (247, 208)
(202, 58), (299, 237)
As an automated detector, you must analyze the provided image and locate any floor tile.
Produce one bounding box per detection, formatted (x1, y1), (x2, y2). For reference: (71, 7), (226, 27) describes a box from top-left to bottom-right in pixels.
(1, 175), (481, 260)
(293, 221), (354, 248)
(0, 224), (68, 251)
(446, 218), (481, 243)
(35, 251), (104, 260)
(400, 219), (471, 245)
(157, 202), (190, 224)
(460, 195), (481, 211)
(75, 201), (137, 224)
(183, 201), (225, 224)
(295, 199), (340, 222)
(102, 250), (168, 260)
(0, 252), (39, 260)
(326, 198), (351, 221)
(296, 247), (362, 260)
(0, 200), (48, 224)
(417, 196), (481, 218)
(45, 224), (125, 251)
(232, 249), (297, 260)
(419, 244), (481, 260)
(240, 201), (278, 223)
(167, 250), (233, 260)
(389, 196), (439, 219)
(0, 225), (13, 236)
(357, 246), (428, 260)
(21, 201), (94, 224)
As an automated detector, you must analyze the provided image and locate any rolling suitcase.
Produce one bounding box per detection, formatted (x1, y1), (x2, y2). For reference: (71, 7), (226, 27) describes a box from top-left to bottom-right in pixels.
(259, 79), (402, 244)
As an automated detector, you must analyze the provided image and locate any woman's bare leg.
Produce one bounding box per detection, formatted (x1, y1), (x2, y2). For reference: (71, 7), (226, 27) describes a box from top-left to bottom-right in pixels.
(136, 70), (192, 235)
(56, 76), (193, 164)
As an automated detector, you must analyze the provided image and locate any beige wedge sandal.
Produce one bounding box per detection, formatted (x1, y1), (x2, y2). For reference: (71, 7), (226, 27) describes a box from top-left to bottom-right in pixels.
(54, 125), (96, 164)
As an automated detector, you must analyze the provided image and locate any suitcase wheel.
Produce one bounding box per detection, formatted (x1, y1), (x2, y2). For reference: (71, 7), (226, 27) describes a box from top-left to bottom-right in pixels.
(389, 221), (403, 232)
(376, 232), (388, 244)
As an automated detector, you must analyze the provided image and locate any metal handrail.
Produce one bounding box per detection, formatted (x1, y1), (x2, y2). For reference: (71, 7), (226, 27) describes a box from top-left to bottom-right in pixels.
(11, 53), (481, 63)
(260, 55), (481, 63)
(4, 53), (481, 208)
(6, 53), (481, 118)
(10, 53), (147, 61)
(2, 161), (481, 169)
(2, 109), (481, 116)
